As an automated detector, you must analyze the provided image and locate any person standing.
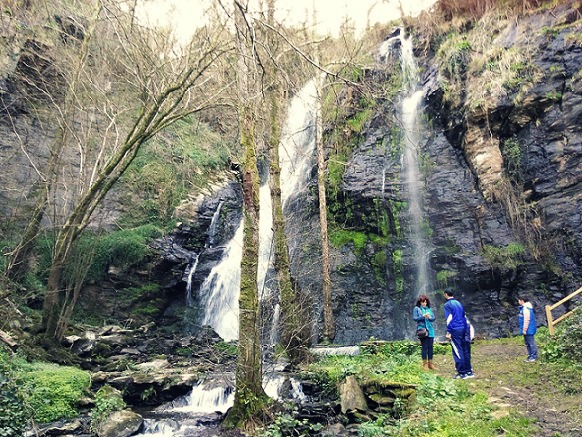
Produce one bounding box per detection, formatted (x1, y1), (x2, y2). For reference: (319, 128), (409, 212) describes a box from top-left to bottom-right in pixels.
(443, 290), (472, 379)
(413, 294), (437, 370)
(463, 316), (475, 377)
(518, 296), (538, 362)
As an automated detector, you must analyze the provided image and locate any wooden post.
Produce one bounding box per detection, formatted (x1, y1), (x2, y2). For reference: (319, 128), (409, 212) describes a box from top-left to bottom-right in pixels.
(545, 305), (554, 336)
(545, 286), (581, 336)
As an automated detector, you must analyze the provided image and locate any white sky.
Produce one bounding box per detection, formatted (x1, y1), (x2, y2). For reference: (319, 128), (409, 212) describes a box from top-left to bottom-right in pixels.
(136, 0), (438, 42)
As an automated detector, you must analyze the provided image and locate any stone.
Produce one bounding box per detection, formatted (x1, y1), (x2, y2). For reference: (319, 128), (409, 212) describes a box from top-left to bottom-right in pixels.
(97, 410), (143, 437)
(339, 375), (368, 414)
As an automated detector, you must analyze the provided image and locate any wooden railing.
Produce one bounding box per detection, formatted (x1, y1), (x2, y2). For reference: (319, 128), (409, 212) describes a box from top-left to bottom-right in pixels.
(545, 285), (582, 335)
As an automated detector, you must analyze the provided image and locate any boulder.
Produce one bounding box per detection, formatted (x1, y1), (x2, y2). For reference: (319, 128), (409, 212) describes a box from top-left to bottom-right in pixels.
(339, 375), (368, 414)
(97, 410), (143, 437)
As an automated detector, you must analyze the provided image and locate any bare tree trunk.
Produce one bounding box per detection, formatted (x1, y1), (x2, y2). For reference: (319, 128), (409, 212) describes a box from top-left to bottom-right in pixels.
(316, 79), (335, 342)
(265, 0), (310, 366)
(225, 0), (269, 428)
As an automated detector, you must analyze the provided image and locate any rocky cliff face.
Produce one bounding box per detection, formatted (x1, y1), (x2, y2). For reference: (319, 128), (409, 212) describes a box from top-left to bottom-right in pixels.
(285, 2), (581, 343)
(2, 3), (580, 345)
(141, 3), (581, 344)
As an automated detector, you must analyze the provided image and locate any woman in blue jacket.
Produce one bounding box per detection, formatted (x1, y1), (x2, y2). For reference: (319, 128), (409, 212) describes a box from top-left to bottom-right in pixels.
(413, 294), (436, 370)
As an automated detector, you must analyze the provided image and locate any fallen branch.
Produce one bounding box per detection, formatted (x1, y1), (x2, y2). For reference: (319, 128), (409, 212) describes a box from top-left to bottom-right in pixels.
(0, 329), (18, 349)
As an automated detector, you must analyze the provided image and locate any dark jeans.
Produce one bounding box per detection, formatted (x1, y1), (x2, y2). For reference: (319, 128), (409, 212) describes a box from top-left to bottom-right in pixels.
(420, 336), (434, 360)
(524, 334), (538, 360)
(450, 328), (469, 374)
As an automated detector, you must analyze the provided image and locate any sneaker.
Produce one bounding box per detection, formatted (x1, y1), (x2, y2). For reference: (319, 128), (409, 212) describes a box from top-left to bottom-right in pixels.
(464, 372), (475, 378)
(526, 358), (537, 363)
(453, 373), (464, 379)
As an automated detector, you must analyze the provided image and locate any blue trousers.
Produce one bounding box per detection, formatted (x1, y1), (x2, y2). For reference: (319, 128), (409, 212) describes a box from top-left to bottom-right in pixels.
(450, 328), (469, 374)
(524, 334), (538, 360)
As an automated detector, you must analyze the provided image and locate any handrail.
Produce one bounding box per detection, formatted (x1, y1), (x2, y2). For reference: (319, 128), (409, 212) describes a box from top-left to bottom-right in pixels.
(545, 285), (582, 335)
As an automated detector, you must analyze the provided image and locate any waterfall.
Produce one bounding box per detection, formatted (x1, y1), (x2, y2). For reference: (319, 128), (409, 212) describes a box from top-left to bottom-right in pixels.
(263, 374), (307, 402)
(136, 375), (306, 436)
(168, 381), (234, 414)
(205, 200), (224, 249)
(381, 30), (432, 297)
(134, 380), (234, 436)
(402, 89), (430, 295)
(185, 253), (199, 307)
(184, 201), (223, 308)
(198, 220), (243, 342)
(279, 78), (319, 207)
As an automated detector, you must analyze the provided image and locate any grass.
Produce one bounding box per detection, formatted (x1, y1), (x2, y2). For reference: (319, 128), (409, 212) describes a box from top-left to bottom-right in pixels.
(299, 334), (581, 436)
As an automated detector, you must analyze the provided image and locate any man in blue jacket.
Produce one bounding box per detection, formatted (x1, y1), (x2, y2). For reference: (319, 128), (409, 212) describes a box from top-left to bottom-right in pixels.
(444, 290), (473, 378)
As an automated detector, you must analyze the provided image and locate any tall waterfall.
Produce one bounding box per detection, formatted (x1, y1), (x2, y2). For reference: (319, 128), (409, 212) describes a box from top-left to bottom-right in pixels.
(279, 78), (319, 207)
(257, 177), (281, 346)
(195, 78), (319, 343)
(396, 32), (432, 295)
(198, 220), (243, 342)
(381, 30), (433, 312)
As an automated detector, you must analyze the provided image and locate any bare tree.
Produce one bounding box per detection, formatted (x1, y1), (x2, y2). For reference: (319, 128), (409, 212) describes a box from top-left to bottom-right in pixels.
(3, 0), (232, 339)
(261, 0), (311, 364)
(315, 76), (335, 342)
(224, 0), (269, 428)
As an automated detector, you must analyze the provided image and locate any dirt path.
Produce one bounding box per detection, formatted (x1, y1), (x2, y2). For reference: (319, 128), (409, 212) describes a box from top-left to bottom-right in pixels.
(433, 340), (582, 437)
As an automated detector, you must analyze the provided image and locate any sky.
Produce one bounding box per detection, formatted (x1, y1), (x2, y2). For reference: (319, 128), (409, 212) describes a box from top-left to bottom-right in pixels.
(136, 0), (438, 43)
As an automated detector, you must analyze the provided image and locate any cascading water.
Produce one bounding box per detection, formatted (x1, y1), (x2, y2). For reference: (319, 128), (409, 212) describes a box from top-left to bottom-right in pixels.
(279, 78), (319, 207)
(398, 34), (431, 297)
(381, 30), (434, 334)
(205, 200), (224, 250)
(134, 380), (234, 436)
(185, 253), (199, 307)
(197, 220), (243, 342)
(137, 78), (325, 435)
(184, 201), (224, 308)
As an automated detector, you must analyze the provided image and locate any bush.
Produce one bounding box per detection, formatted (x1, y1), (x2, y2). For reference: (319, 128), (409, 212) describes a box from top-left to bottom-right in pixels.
(90, 385), (125, 433)
(0, 347), (30, 437)
(544, 310), (582, 363)
(481, 242), (525, 269)
(16, 361), (91, 424)
(85, 225), (163, 281)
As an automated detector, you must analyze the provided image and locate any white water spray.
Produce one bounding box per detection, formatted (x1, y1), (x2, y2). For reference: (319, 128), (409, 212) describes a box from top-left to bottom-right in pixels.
(382, 30), (431, 295)
(198, 220), (243, 341)
(185, 253), (199, 307)
(279, 78), (319, 206)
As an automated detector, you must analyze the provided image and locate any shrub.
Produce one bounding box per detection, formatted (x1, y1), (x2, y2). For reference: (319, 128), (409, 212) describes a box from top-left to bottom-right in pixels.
(86, 225), (163, 281)
(544, 310), (582, 363)
(16, 361), (91, 424)
(0, 347), (30, 436)
(90, 385), (126, 433)
(481, 242), (525, 269)
(329, 229), (367, 251)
